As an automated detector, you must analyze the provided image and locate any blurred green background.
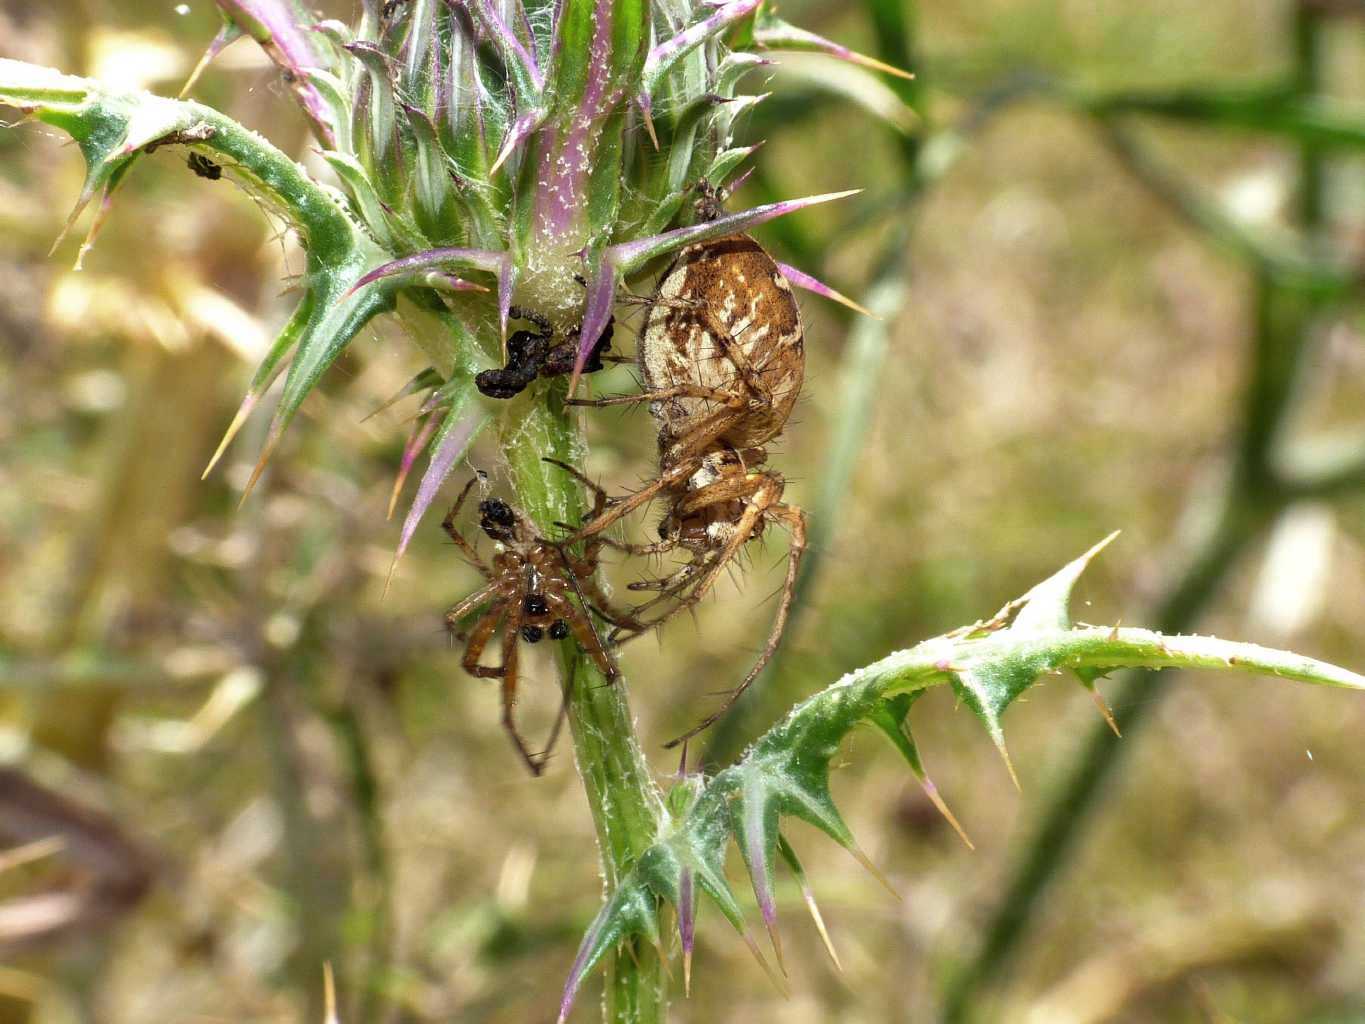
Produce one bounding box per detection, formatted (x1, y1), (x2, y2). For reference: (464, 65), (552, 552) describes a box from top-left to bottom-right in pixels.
(2, 1), (1364, 1022)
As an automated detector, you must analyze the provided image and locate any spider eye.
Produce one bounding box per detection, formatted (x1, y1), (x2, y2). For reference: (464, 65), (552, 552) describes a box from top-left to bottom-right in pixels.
(549, 620), (569, 640)
(524, 594), (549, 617)
(520, 625), (544, 644)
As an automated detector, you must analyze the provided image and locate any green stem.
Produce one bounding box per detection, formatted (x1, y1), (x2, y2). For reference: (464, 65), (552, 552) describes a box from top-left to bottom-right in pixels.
(498, 392), (667, 1024)
(941, 7), (1338, 1019)
(1290, 2), (1327, 227)
(327, 701), (394, 1024)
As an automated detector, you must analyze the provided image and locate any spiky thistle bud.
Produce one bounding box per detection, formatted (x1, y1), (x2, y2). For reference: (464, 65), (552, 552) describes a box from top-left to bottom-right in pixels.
(177, 0), (903, 551)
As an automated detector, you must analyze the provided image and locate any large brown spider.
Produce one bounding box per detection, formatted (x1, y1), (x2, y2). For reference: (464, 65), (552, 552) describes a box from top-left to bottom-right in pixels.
(565, 211), (809, 747)
(442, 474), (635, 774)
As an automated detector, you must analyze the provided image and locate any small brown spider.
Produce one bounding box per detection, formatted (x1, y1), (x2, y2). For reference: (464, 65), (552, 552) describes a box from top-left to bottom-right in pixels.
(442, 473), (635, 774)
(566, 193), (809, 747)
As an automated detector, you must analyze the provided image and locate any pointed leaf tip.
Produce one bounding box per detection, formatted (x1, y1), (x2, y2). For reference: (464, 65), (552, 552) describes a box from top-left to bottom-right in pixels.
(803, 887), (842, 972)
(570, 262), (619, 396)
(238, 423), (284, 506)
(489, 110), (542, 176)
(388, 413), (439, 520)
(203, 394), (258, 479)
(848, 843), (899, 901)
(679, 867), (696, 996)
(776, 261), (878, 318)
(558, 884), (658, 1024)
(1082, 680), (1122, 737)
(606, 190), (863, 275)
(639, 93), (659, 150)
(392, 405), (486, 572)
(997, 737), (1021, 791)
(753, 14), (915, 81)
(72, 185), (119, 271)
(778, 835), (842, 971)
(181, 24), (241, 99)
(739, 927), (789, 997)
(1009, 530), (1120, 634)
(919, 775), (975, 850)
(741, 785), (786, 975)
(951, 664), (1031, 790)
(871, 695), (977, 849)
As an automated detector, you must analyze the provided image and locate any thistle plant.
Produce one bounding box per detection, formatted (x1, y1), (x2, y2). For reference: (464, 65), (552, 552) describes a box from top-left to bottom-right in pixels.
(3, 2), (1363, 1021)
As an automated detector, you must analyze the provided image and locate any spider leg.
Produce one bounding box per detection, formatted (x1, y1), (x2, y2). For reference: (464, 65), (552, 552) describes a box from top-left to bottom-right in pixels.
(549, 547), (620, 681)
(568, 383), (746, 411)
(560, 457), (698, 542)
(459, 601), (506, 679)
(596, 535), (680, 557)
(542, 458), (608, 517)
(542, 459), (617, 564)
(664, 502), (807, 749)
(608, 560), (707, 645)
(615, 470), (772, 637)
(536, 676), (571, 770)
(668, 474), (773, 608)
(552, 521), (679, 560)
(694, 306), (775, 408)
(445, 581), (500, 635)
(575, 573), (652, 633)
(676, 466), (769, 518)
(594, 603), (652, 637)
(442, 477), (492, 574)
(553, 593), (620, 682)
(659, 408), (748, 466)
(626, 562), (702, 593)
(495, 609), (545, 775)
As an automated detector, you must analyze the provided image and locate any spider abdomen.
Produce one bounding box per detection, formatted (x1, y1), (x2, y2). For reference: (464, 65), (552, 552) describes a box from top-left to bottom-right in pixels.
(641, 234), (804, 450)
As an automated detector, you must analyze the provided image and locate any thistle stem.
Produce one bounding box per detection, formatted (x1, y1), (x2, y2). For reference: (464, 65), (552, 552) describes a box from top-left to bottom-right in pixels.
(498, 392), (667, 1024)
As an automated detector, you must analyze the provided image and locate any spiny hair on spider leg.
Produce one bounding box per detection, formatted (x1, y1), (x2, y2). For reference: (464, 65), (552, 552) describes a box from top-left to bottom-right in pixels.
(755, 576), (791, 609)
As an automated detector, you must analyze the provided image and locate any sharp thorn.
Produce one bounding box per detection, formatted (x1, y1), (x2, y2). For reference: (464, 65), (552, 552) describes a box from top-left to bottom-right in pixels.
(237, 431), (280, 507)
(830, 292), (879, 319)
(73, 188), (116, 271)
(798, 879), (842, 972)
(204, 397), (255, 479)
(641, 98), (659, 151)
(1089, 686), (1122, 738)
(849, 843), (899, 901)
(739, 928), (789, 997)
(489, 133), (518, 176)
(919, 775), (974, 850)
(994, 736), (1022, 792)
(762, 910), (787, 977)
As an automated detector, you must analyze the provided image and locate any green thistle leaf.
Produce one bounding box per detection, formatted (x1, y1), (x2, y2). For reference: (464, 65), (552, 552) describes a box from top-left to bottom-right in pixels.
(556, 538), (1365, 1016)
